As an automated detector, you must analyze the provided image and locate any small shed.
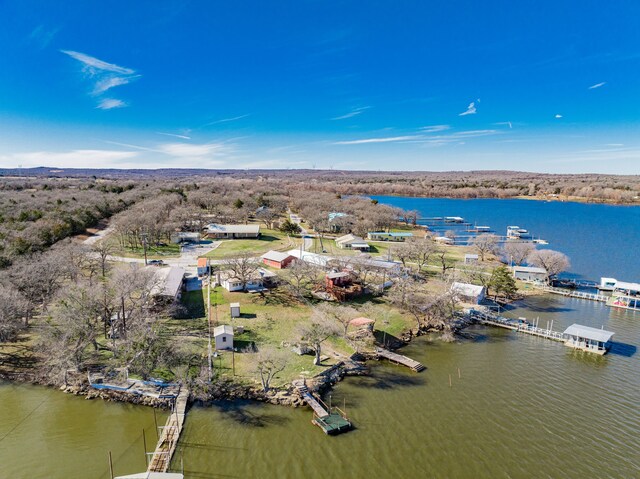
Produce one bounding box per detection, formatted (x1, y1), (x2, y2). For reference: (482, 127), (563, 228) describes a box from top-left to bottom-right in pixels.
(349, 317), (375, 331)
(326, 271), (352, 288)
(562, 324), (614, 355)
(450, 282), (486, 304)
(214, 325), (234, 350)
(464, 253), (479, 264)
(512, 266), (548, 282)
(261, 250), (296, 269)
(230, 302), (240, 318)
(197, 257), (209, 277)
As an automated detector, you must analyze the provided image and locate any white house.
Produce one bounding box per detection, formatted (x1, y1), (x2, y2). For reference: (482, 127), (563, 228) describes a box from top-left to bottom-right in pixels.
(464, 254), (479, 264)
(219, 268), (277, 292)
(205, 224), (260, 239)
(213, 325), (234, 350)
(450, 282), (486, 304)
(335, 234), (370, 251)
(435, 236), (454, 245)
(512, 266), (548, 282)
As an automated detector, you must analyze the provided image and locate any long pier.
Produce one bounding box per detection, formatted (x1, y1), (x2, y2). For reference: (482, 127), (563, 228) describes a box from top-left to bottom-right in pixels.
(376, 347), (425, 372)
(470, 310), (565, 342)
(147, 388), (189, 473)
(539, 285), (608, 302)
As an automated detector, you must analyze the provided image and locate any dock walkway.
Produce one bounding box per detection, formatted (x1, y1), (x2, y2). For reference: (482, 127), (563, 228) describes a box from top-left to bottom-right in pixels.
(147, 388), (189, 473)
(470, 310), (565, 342)
(375, 347), (425, 372)
(538, 285), (608, 302)
(293, 380), (352, 434)
(293, 380), (329, 418)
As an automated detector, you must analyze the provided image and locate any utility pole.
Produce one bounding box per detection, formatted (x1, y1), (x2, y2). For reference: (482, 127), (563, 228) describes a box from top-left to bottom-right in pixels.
(140, 231), (149, 265)
(207, 266), (212, 382)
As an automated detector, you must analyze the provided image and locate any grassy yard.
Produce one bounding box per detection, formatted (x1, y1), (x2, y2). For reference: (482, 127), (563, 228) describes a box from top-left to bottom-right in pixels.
(114, 241), (182, 259)
(202, 228), (300, 260)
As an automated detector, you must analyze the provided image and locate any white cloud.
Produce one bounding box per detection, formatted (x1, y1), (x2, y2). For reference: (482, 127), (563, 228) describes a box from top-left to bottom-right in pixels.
(334, 135), (421, 145)
(494, 121), (512, 129)
(61, 50), (138, 109)
(555, 114), (563, 119)
(0, 149), (138, 169)
(420, 125), (450, 133)
(97, 98), (126, 110)
(331, 106), (370, 120)
(588, 82), (606, 90)
(459, 102), (477, 116)
(61, 50), (135, 75)
(159, 142), (232, 158)
(156, 132), (192, 140)
(204, 114), (250, 126)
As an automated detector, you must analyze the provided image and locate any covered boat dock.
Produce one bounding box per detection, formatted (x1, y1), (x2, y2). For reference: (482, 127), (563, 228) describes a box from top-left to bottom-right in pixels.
(562, 324), (614, 355)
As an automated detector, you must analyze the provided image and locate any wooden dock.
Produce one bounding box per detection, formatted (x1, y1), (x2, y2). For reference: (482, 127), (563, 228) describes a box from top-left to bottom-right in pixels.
(376, 347), (425, 372)
(539, 285), (608, 302)
(147, 388), (189, 473)
(293, 380), (352, 434)
(470, 310), (565, 342)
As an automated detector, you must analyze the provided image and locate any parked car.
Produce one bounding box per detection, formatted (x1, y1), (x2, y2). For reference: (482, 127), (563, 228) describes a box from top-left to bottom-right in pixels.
(148, 259), (164, 266)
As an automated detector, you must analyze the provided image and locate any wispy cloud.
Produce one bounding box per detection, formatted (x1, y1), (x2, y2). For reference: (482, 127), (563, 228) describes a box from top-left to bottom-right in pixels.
(588, 81), (606, 90)
(156, 132), (192, 140)
(0, 149), (138, 168)
(61, 50), (138, 109)
(420, 125), (450, 133)
(334, 135), (421, 145)
(204, 114), (250, 126)
(555, 114), (563, 119)
(459, 101), (477, 116)
(495, 121), (513, 129)
(29, 25), (60, 49)
(331, 106), (370, 120)
(158, 143), (228, 157)
(97, 98), (126, 110)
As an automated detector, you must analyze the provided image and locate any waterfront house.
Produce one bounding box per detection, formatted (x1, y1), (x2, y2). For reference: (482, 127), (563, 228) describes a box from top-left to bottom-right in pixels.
(450, 282), (486, 304)
(367, 231), (413, 242)
(230, 302), (240, 318)
(335, 234), (370, 251)
(261, 250), (296, 269)
(562, 324), (614, 355)
(434, 236), (454, 245)
(608, 281), (640, 311)
(599, 277), (618, 291)
(214, 325), (234, 350)
(512, 266), (548, 282)
(204, 224), (260, 239)
(464, 253), (479, 264)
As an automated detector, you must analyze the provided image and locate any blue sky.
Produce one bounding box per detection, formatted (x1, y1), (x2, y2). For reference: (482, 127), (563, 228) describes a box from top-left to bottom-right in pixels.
(1, 1), (639, 173)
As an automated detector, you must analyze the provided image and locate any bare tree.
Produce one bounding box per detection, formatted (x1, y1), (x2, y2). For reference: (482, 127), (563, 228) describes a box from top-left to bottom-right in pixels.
(93, 240), (117, 278)
(252, 347), (288, 392)
(527, 249), (570, 279)
(470, 234), (500, 261)
(256, 208), (281, 230)
(503, 242), (536, 266)
(222, 253), (260, 291)
(435, 249), (454, 276)
(0, 285), (29, 342)
(315, 303), (358, 337)
(297, 309), (340, 365)
(286, 260), (318, 297)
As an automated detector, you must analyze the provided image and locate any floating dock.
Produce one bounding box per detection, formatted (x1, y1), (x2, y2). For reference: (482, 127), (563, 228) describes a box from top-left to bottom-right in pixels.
(470, 310), (565, 342)
(376, 347), (425, 372)
(293, 380), (352, 435)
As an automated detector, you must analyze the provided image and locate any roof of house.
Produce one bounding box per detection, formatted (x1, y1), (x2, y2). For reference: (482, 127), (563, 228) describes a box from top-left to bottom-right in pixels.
(369, 231), (413, 237)
(148, 266), (185, 298)
(349, 317), (375, 327)
(613, 281), (640, 292)
(328, 212), (347, 221)
(350, 242), (370, 248)
(465, 254), (479, 259)
(287, 249), (331, 267)
(336, 234), (368, 246)
(261, 250), (294, 263)
(451, 282), (485, 298)
(197, 258), (208, 267)
(214, 325), (234, 336)
(206, 224), (260, 234)
(563, 324), (614, 342)
(512, 266), (548, 274)
(435, 236), (453, 242)
(230, 302), (240, 308)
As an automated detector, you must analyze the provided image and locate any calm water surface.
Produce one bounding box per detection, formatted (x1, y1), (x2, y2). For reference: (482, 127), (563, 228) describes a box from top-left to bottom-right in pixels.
(1, 197), (639, 478)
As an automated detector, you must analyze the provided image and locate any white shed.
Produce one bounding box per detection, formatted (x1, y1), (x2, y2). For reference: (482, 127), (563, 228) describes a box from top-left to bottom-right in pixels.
(512, 266), (548, 282)
(450, 282), (486, 304)
(230, 302), (240, 318)
(464, 254), (479, 264)
(214, 325), (234, 350)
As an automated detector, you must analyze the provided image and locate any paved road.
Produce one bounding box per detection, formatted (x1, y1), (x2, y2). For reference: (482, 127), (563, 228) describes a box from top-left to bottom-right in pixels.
(290, 213), (313, 251)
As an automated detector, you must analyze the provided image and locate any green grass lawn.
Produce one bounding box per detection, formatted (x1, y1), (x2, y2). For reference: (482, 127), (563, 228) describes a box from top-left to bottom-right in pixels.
(203, 228), (300, 260)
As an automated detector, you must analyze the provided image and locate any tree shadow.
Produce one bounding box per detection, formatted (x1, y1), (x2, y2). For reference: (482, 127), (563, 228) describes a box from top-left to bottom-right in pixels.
(208, 400), (292, 428)
(346, 367), (426, 391)
(179, 290), (205, 319)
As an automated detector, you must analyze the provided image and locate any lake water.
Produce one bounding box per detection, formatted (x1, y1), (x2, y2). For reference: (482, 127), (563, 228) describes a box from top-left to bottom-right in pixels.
(1, 197), (639, 478)
(371, 196), (640, 281)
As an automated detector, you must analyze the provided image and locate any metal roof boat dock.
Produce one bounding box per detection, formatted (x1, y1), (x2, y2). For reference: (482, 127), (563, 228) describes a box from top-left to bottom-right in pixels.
(563, 324), (614, 355)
